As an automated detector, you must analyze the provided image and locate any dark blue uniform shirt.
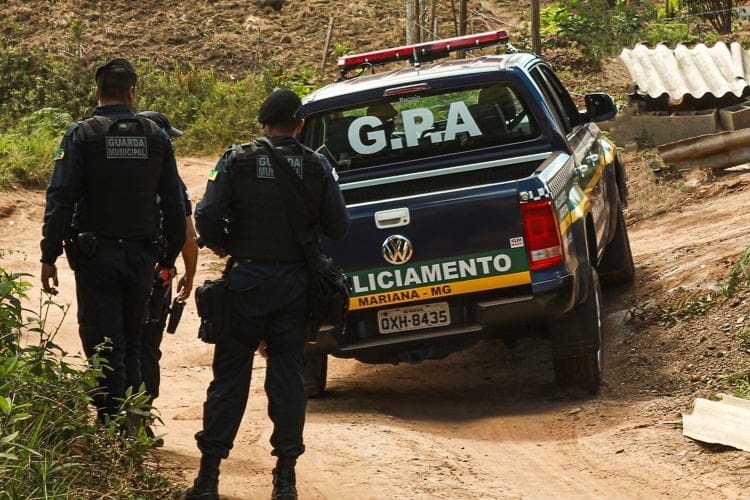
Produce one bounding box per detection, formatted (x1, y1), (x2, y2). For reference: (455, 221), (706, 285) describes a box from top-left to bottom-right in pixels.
(41, 104), (186, 267)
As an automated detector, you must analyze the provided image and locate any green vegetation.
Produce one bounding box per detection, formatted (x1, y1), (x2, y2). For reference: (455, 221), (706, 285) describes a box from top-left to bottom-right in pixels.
(0, 44), (312, 189)
(725, 246), (750, 297)
(0, 108), (72, 190)
(0, 1), (743, 190)
(136, 63), (267, 155)
(539, 0), (701, 69)
(625, 291), (716, 327)
(721, 371), (750, 399)
(0, 268), (179, 497)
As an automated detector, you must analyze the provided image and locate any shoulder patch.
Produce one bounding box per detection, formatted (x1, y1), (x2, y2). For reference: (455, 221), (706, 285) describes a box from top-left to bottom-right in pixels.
(54, 148), (65, 160)
(208, 168), (220, 181)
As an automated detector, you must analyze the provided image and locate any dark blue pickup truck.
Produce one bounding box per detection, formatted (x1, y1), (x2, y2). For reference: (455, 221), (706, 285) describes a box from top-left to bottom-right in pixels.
(298, 31), (633, 395)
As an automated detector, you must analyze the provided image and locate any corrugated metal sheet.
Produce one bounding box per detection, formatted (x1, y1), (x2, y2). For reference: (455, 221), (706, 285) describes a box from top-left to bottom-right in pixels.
(620, 42), (750, 105)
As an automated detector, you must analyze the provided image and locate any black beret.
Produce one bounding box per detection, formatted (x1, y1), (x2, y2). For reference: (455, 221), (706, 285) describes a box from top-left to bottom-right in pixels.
(258, 88), (302, 125)
(95, 58), (136, 81)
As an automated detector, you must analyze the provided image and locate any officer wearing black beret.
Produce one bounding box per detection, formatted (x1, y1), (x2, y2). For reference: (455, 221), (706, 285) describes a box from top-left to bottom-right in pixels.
(40, 58), (186, 425)
(188, 89), (349, 499)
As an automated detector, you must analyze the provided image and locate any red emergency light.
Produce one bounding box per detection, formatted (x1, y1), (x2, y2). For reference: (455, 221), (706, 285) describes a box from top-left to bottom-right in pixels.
(337, 30), (510, 77)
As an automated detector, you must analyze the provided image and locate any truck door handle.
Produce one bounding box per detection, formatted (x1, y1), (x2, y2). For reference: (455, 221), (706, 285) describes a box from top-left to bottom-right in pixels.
(577, 154), (599, 176)
(375, 208), (410, 229)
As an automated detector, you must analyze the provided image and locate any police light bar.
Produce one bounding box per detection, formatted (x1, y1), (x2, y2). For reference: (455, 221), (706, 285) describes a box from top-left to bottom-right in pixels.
(337, 30), (510, 75)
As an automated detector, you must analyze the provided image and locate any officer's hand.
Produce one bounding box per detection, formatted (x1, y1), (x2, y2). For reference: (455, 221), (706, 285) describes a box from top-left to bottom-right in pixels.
(176, 274), (194, 301)
(209, 246), (227, 258)
(41, 263), (59, 295)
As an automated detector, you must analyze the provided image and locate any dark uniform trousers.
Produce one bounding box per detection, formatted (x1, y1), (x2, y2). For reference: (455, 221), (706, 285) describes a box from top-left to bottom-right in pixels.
(195, 260), (309, 460)
(75, 240), (156, 421)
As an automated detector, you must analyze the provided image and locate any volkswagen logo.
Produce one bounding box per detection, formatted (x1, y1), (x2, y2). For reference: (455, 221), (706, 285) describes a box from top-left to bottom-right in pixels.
(382, 235), (413, 265)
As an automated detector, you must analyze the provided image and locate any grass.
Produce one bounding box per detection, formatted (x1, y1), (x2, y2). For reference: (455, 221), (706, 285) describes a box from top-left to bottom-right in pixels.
(0, 108), (73, 190)
(725, 246), (750, 297)
(0, 268), (180, 497)
(0, 47), (303, 189)
(624, 290), (716, 327)
(721, 371), (750, 399)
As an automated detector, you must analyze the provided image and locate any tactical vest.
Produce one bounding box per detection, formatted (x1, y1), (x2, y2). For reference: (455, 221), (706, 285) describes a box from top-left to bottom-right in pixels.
(75, 115), (166, 239)
(227, 140), (326, 261)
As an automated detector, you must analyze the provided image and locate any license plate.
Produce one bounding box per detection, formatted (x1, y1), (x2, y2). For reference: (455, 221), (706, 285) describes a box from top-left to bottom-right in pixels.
(377, 302), (451, 334)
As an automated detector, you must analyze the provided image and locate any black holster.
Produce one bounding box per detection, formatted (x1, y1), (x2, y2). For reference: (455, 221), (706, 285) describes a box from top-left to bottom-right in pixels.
(63, 239), (80, 271)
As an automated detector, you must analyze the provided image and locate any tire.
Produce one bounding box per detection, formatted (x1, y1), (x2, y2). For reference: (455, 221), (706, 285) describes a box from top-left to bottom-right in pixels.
(550, 266), (602, 394)
(598, 203), (635, 285)
(303, 349), (328, 398)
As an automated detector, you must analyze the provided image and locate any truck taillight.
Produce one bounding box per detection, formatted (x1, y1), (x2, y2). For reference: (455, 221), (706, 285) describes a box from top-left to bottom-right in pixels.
(521, 200), (563, 271)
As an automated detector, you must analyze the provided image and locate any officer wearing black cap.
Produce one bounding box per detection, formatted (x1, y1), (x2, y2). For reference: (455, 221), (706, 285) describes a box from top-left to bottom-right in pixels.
(187, 88), (349, 499)
(137, 111), (199, 444)
(40, 58), (186, 424)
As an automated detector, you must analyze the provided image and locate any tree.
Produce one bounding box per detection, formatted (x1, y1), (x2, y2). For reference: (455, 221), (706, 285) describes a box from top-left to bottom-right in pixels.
(682, 0), (734, 34)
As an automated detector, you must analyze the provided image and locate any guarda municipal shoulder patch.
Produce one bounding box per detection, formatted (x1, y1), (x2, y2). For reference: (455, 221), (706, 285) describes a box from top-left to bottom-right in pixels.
(208, 168), (219, 181)
(54, 148), (65, 160)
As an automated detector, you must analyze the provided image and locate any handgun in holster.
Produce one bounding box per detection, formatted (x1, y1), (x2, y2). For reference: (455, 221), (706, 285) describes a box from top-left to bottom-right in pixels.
(145, 269), (170, 325)
(63, 225), (81, 271)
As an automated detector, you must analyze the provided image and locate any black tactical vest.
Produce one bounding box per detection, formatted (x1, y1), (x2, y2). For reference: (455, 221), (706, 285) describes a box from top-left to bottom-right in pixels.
(227, 139), (326, 261)
(75, 115), (165, 239)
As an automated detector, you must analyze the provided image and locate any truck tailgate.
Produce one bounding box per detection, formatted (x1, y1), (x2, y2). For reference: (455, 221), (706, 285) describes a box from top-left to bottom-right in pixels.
(324, 182), (532, 311)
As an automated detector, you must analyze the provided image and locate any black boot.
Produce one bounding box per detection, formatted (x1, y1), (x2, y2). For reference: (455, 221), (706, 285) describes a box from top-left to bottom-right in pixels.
(271, 457), (297, 500)
(185, 454), (221, 500)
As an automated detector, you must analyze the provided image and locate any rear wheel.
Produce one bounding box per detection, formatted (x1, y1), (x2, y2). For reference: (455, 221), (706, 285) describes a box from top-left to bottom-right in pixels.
(550, 265), (602, 394)
(303, 348), (328, 398)
(598, 203), (635, 285)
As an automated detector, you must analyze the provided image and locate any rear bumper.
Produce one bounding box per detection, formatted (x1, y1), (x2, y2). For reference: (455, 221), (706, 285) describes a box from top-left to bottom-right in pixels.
(311, 274), (575, 364)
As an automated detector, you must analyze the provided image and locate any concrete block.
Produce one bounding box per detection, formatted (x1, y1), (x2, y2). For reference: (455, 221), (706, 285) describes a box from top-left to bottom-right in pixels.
(666, 110), (718, 144)
(719, 102), (750, 131)
(600, 107), (719, 147)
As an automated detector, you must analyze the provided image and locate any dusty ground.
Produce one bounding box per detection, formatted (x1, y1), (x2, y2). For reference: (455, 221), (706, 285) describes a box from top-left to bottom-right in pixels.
(2, 150), (749, 499)
(2, 0), (749, 498)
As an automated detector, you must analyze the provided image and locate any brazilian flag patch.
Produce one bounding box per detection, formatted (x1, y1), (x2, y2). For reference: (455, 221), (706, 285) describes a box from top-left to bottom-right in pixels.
(54, 148), (65, 160)
(208, 168), (219, 181)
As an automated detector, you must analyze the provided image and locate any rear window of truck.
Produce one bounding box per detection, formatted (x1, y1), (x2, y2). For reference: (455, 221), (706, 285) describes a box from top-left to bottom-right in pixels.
(300, 84), (539, 171)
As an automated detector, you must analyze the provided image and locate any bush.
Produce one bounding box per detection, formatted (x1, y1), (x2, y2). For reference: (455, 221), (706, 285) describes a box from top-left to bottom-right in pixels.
(0, 49), (320, 188)
(0, 108), (72, 189)
(136, 63), (267, 154)
(0, 268), (179, 497)
(540, 0), (662, 65)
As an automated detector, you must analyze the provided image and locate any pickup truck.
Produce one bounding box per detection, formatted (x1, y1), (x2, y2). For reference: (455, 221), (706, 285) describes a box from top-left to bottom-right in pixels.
(298, 31), (633, 396)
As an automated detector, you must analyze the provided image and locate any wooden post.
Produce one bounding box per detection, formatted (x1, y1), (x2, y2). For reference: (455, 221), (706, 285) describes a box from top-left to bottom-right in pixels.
(459, 0), (467, 36)
(320, 16), (335, 73)
(450, 0), (458, 36)
(415, 0), (421, 43)
(431, 0), (438, 39)
(406, 0), (415, 44)
(457, 0), (467, 57)
(531, 0), (541, 55)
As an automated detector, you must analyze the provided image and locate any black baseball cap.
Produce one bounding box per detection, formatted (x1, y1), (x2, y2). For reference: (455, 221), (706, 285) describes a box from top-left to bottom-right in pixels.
(95, 58), (136, 81)
(139, 110), (184, 137)
(258, 88), (303, 125)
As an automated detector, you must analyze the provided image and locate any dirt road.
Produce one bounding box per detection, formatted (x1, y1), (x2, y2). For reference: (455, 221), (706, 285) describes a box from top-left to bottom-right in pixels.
(2, 157), (749, 499)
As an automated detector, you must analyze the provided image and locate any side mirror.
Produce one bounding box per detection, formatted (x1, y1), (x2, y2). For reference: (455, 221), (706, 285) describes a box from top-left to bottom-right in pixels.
(584, 93), (617, 122)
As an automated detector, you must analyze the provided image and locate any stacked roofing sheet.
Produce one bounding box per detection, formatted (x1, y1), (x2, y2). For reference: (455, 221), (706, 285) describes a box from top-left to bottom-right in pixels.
(620, 42), (750, 105)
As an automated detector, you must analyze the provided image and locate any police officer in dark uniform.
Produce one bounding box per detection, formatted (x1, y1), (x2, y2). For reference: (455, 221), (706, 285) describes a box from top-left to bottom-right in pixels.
(40, 58), (186, 424)
(187, 89), (349, 500)
(137, 110), (199, 445)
